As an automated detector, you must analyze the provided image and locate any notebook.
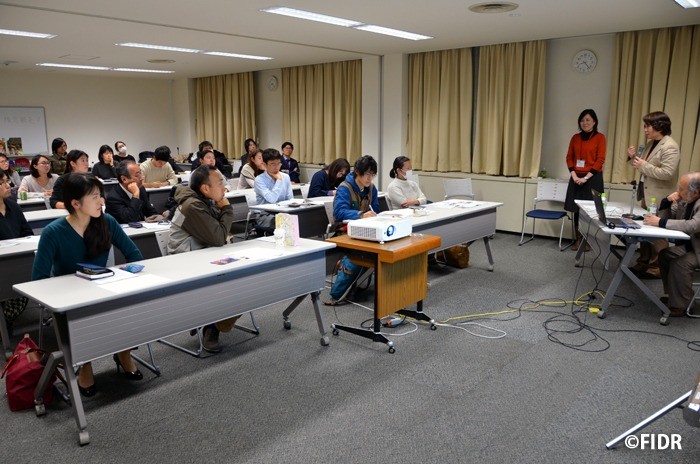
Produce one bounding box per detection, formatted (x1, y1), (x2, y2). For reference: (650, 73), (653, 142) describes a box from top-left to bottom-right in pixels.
(591, 190), (641, 229)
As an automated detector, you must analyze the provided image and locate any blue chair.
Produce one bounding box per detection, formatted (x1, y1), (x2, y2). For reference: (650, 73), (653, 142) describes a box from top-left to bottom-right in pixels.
(519, 180), (574, 251)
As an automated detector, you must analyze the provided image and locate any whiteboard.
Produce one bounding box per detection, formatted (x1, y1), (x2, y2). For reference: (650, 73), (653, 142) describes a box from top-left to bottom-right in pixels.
(0, 107), (49, 155)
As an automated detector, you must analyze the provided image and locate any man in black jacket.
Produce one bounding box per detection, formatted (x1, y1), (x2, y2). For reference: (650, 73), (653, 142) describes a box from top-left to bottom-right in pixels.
(106, 160), (157, 223)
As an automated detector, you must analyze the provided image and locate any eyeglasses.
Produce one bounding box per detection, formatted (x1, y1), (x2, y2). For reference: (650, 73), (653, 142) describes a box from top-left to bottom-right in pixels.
(0, 179), (11, 186)
(38, 162), (51, 166)
(362, 172), (377, 179)
(0, 159), (9, 163)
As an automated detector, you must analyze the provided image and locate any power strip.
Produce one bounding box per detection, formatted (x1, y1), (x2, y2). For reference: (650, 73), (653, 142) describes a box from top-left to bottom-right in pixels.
(382, 317), (404, 327)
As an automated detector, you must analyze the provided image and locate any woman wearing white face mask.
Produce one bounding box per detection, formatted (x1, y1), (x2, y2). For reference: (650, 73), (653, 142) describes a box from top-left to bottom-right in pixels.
(386, 156), (427, 210)
(113, 140), (136, 163)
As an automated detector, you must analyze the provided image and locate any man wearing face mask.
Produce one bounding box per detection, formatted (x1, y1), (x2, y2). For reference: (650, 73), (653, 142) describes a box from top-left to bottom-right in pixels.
(643, 172), (700, 317)
(114, 140), (136, 163)
(386, 155), (427, 210)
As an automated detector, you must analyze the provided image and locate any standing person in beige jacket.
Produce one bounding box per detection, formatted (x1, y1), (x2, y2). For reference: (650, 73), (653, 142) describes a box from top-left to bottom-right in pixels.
(627, 111), (680, 279)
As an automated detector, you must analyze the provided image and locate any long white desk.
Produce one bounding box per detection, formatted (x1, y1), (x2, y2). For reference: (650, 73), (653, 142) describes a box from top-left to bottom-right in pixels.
(408, 200), (503, 271)
(13, 238), (334, 445)
(0, 223), (171, 358)
(17, 196), (49, 212)
(23, 209), (69, 232)
(575, 200), (689, 324)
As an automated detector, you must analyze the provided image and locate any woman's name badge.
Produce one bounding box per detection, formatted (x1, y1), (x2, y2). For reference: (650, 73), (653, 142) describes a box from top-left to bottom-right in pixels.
(576, 159), (585, 168)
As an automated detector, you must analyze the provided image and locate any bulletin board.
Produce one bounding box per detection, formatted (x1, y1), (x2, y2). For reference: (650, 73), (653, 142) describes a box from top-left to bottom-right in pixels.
(0, 107), (49, 155)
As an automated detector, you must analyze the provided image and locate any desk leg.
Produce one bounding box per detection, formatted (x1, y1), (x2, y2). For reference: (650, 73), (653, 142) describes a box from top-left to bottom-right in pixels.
(599, 239), (671, 325)
(0, 313), (11, 360)
(396, 300), (437, 330)
(33, 350), (64, 417)
(331, 323), (395, 353)
(482, 236), (495, 271)
(282, 292), (330, 346)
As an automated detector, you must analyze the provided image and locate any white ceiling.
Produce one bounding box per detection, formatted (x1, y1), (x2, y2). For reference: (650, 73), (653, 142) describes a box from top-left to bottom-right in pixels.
(1, 0), (699, 79)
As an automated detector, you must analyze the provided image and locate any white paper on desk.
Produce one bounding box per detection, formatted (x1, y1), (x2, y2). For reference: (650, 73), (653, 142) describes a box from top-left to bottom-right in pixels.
(436, 200), (480, 209)
(98, 274), (171, 293)
(379, 208), (414, 218)
(93, 268), (139, 285)
(140, 222), (170, 230)
(226, 246), (284, 260)
(0, 240), (19, 248)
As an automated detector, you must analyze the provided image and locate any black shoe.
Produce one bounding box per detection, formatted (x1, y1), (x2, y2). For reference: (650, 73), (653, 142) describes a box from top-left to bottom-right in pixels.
(78, 383), (97, 397)
(202, 325), (221, 353)
(113, 354), (143, 381)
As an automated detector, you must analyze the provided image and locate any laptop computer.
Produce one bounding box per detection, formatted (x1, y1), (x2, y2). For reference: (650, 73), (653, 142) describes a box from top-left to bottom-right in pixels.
(591, 189), (641, 229)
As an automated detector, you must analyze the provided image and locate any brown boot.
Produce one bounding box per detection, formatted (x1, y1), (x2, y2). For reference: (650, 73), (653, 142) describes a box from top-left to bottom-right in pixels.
(571, 232), (582, 251)
(215, 315), (241, 333)
(582, 239), (591, 252)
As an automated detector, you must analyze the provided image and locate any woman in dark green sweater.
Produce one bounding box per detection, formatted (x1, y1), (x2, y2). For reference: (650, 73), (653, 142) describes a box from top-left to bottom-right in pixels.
(32, 173), (143, 397)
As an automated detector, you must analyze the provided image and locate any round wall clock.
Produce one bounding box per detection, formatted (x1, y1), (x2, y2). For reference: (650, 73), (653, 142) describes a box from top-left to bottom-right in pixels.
(267, 76), (279, 91)
(572, 49), (597, 73)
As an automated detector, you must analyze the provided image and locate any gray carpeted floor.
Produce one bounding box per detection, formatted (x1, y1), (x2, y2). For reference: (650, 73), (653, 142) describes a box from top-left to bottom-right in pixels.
(2, 233), (699, 463)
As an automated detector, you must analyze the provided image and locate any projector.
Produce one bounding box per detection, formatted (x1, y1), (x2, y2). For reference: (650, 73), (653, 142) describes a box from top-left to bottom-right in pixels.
(347, 217), (412, 242)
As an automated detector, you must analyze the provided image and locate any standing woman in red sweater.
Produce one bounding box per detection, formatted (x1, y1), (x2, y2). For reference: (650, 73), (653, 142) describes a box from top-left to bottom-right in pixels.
(564, 109), (606, 251)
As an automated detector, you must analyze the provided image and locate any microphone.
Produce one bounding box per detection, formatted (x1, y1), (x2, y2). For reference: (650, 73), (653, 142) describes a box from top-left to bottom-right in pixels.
(628, 144), (645, 162)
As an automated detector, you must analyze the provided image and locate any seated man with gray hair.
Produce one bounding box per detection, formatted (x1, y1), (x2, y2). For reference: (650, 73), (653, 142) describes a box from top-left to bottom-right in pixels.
(106, 160), (158, 223)
(643, 172), (700, 317)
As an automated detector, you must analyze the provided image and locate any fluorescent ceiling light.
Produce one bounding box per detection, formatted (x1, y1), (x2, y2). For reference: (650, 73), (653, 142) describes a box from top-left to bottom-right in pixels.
(354, 25), (432, 41)
(37, 63), (110, 71)
(112, 68), (175, 74)
(262, 7), (361, 27)
(203, 51), (273, 61)
(37, 63), (174, 74)
(0, 28), (56, 39)
(674, 0), (700, 7)
(261, 7), (431, 41)
(117, 42), (202, 54)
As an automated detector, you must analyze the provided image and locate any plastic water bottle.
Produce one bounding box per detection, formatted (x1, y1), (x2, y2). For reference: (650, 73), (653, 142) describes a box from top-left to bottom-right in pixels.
(274, 228), (286, 247)
(601, 193), (607, 210)
(648, 197), (657, 215)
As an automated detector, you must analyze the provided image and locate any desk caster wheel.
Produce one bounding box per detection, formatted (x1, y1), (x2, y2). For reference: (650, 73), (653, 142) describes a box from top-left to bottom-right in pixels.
(430, 322), (437, 331)
(78, 430), (90, 446)
(283, 319), (291, 330)
(320, 336), (329, 346)
(332, 326), (339, 336)
(488, 265), (494, 272)
(35, 403), (46, 416)
(660, 316), (669, 326)
(388, 346), (395, 354)
(597, 310), (606, 319)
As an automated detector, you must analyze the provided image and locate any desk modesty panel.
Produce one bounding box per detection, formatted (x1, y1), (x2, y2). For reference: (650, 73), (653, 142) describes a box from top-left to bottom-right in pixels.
(13, 239), (335, 366)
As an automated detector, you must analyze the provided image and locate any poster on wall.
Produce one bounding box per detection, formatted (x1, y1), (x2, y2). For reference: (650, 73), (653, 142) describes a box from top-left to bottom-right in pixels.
(0, 107), (48, 155)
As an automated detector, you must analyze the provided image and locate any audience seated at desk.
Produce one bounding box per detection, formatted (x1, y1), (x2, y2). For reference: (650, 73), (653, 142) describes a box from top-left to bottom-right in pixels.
(167, 165), (237, 353)
(307, 158), (349, 198)
(254, 148), (293, 229)
(91, 145), (117, 180)
(141, 145), (178, 188)
(48, 137), (68, 175)
(627, 111), (681, 279)
(239, 138), (257, 175)
(19, 155), (56, 197)
(0, 169), (33, 331)
(0, 153), (21, 188)
(113, 140), (136, 164)
(50, 150), (92, 209)
(105, 160), (159, 223)
(190, 140), (229, 173)
(643, 172), (700, 317)
(386, 156), (427, 210)
(195, 149), (231, 191)
(33, 173), (144, 397)
(280, 141), (301, 184)
(237, 148), (265, 190)
(333, 155), (379, 223)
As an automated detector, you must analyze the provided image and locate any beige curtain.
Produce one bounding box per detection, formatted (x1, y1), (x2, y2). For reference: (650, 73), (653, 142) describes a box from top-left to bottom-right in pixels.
(407, 48), (473, 172)
(282, 60), (362, 165)
(472, 40), (546, 177)
(195, 72), (256, 159)
(607, 25), (700, 183)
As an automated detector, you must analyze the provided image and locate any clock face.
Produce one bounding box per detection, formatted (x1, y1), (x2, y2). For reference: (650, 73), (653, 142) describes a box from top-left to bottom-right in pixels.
(573, 50), (597, 73)
(267, 76), (279, 91)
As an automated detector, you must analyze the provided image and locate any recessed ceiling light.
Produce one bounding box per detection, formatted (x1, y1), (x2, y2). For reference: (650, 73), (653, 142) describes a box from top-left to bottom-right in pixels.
(469, 2), (519, 14)
(203, 51), (273, 61)
(113, 68), (175, 74)
(261, 7), (361, 27)
(147, 59), (176, 64)
(354, 25), (432, 41)
(37, 63), (110, 71)
(674, 0), (700, 8)
(0, 28), (56, 39)
(117, 42), (202, 54)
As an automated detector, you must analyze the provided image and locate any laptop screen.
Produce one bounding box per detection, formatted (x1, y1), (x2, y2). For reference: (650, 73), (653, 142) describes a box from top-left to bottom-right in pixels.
(591, 189), (607, 222)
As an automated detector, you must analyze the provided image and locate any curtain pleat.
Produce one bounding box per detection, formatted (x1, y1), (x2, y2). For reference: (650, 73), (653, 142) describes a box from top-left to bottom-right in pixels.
(195, 73), (256, 159)
(281, 60), (361, 165)
(607, 25), (700, 183)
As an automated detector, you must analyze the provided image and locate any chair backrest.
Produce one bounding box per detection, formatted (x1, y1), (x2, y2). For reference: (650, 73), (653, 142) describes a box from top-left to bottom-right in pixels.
(378, 196), (389, 212)
(444, 178), (474, 200)
(300, 184), (310, 199)
(154, 229), (171, 257)
(536, 180), (568, 203)
(293, 188), (303, 199)
(324, 200), (335, 224)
